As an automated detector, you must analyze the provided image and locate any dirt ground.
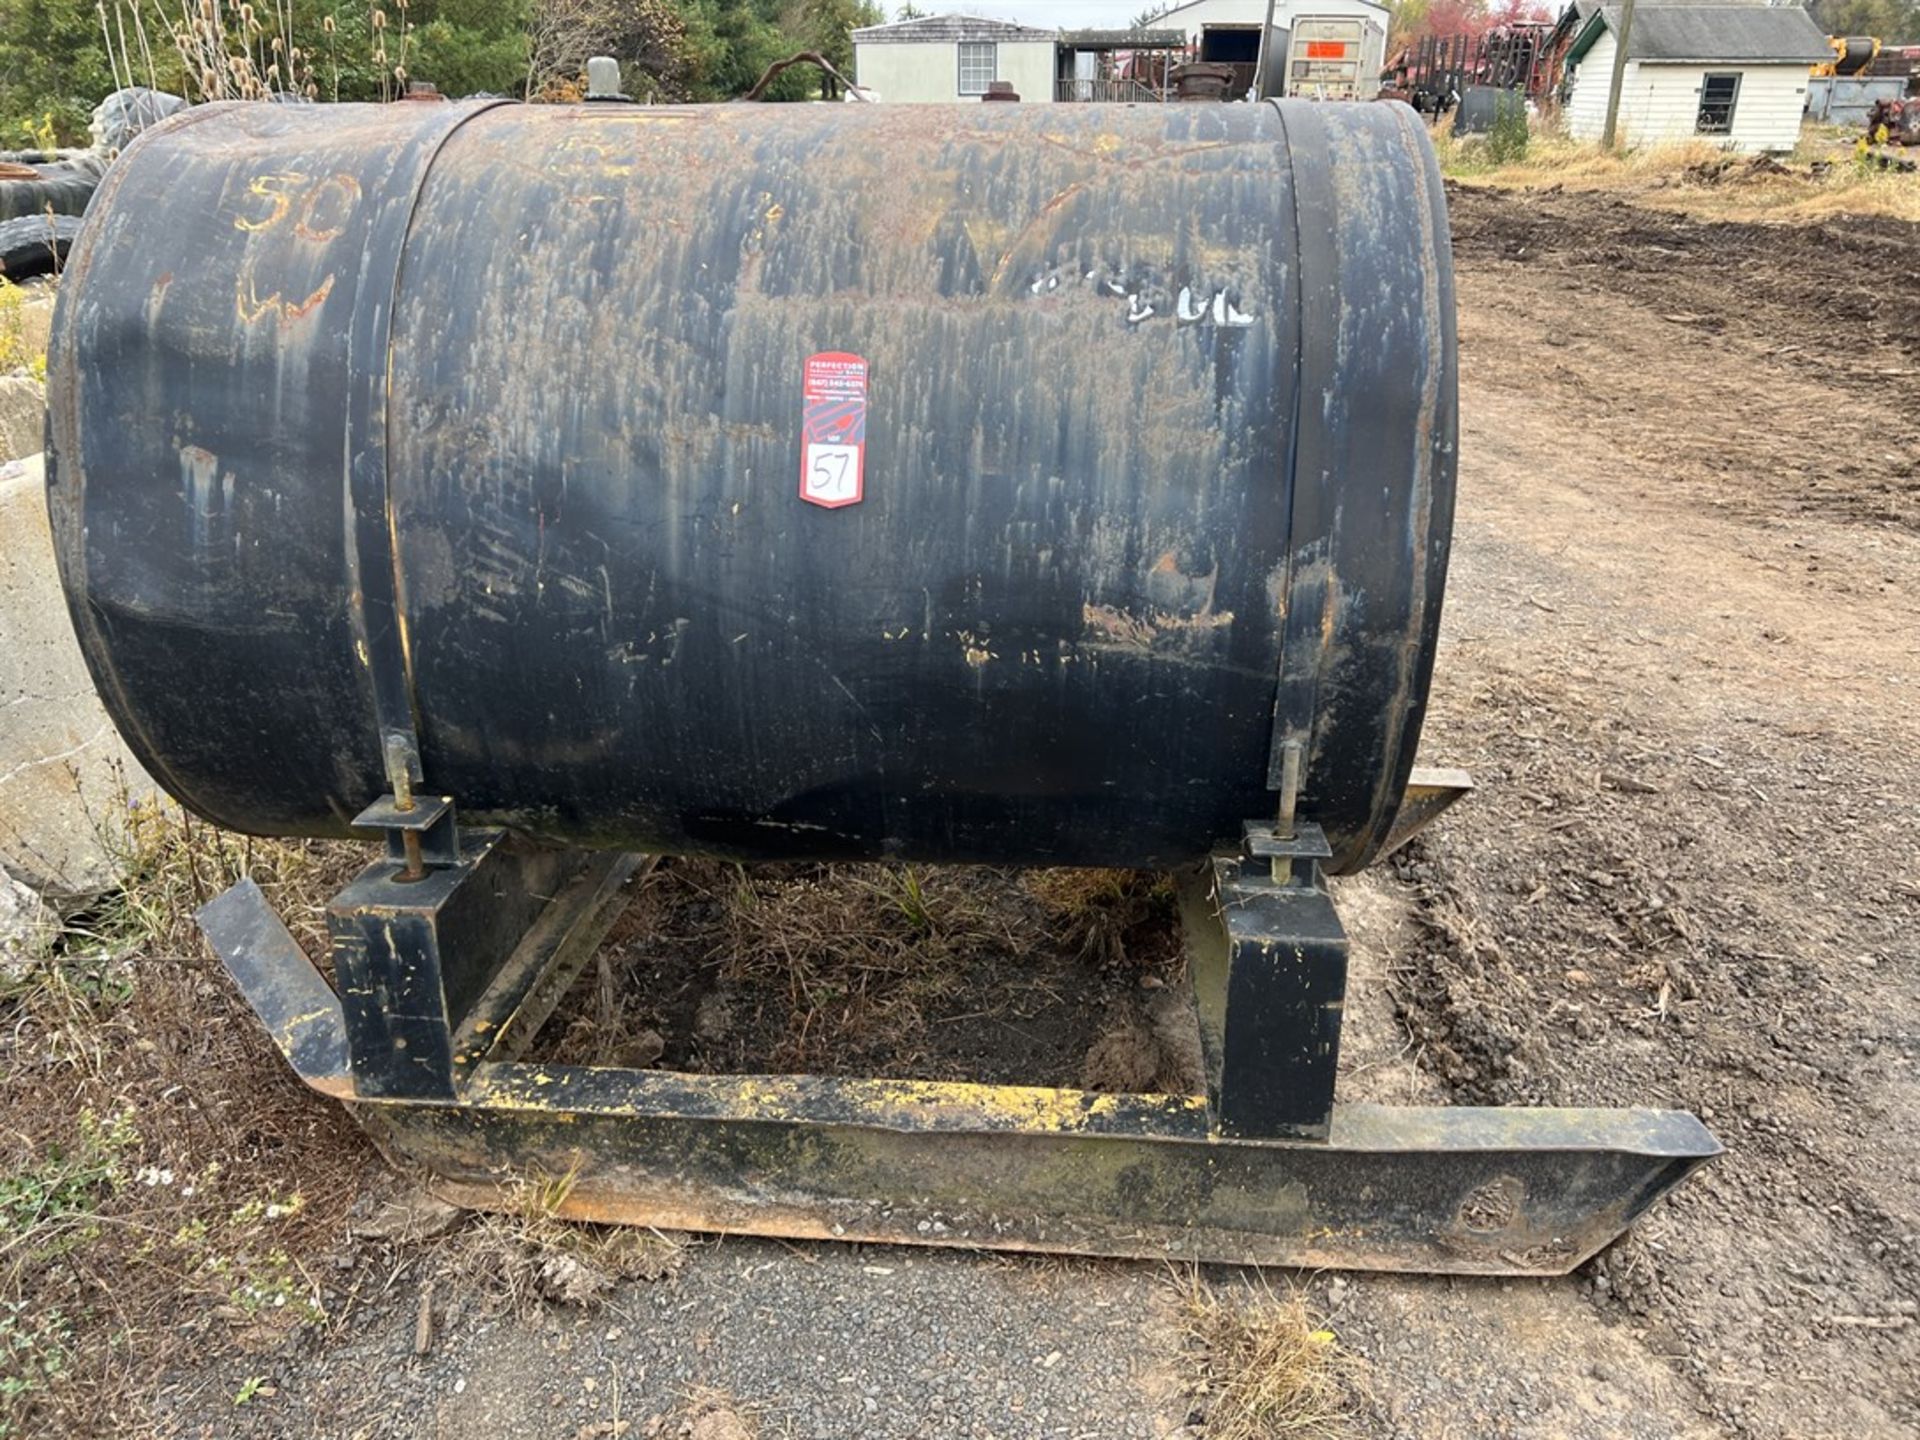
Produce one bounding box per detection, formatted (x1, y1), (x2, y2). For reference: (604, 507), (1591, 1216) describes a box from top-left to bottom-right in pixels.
(1339, 181), (1920, 1438)
(10, 177), (1918, 1438)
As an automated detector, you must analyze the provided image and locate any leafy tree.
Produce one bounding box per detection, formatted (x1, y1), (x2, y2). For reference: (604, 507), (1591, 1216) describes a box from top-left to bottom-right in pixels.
(1386, 0), (1430, 49)
(1808, 0), (1920, 41)
(409, 0), (534, 96)
(0, 0), (890, 142)
(0, 0), (125, 143)
(786, 0), (884, 96)
(678, 0), (841, 100)
(1387, 0), (1552, 48)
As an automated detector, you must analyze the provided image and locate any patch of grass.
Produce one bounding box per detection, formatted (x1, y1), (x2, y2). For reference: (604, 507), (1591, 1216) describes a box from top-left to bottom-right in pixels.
(0, 1111), (135, 1429)
(541, 858), (1189, 1086)
(707, 861), (1011, 1067)
(1179, 1271), (1370, 1439)
(0, 1300), (71, 1429)
(0, 1109), (137, 1262)
(875, 865), (933, 933)
(73, 791), (355, 960)
(0, 797), (370, 1433)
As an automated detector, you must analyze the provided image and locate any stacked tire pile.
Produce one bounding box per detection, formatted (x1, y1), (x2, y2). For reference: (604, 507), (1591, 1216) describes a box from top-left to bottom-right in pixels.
(0, 160), (95, 280)
(0, 87), (185, 280)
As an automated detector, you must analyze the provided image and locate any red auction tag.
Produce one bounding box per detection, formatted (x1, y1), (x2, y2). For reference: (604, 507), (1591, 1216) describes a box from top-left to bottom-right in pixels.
(799, 351), (868, 509)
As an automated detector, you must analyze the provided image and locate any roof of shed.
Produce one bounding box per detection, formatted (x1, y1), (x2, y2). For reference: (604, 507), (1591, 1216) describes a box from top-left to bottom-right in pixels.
(1154, 0), (1388, 20)
(1555, 0), (1789, 47)
(1570, 4), (1831, 64)
(852, 13), (1058, 44)
(1060, 29), (1187, 49)
(1566, 0), (1771, 17)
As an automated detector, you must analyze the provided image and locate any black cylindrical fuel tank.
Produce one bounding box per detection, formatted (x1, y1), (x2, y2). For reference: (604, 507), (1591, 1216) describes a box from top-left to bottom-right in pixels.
(46, 98), (1454, 872)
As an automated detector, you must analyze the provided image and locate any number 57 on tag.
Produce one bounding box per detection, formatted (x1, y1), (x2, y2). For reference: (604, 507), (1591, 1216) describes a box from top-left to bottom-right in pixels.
(800, 352), (868, 509)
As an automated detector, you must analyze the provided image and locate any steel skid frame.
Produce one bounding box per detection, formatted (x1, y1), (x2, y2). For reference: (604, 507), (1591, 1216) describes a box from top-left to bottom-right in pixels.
(200, 779), (1718, 1276)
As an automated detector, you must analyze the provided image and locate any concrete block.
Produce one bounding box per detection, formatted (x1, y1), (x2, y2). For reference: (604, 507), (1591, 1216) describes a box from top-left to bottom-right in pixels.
(0, 287), (53, 465)
(0, 871), (55, 973)
(0, 452), (159, 900)
(0, 376), (41, 463)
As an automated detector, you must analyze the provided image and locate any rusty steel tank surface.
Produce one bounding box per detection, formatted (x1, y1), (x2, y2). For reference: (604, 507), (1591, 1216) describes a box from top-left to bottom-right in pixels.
(46, 98), (1455, 871)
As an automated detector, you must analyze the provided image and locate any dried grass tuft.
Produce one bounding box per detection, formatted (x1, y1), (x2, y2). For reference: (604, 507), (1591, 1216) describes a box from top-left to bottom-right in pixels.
(430, 1172), (688, 1317)
(1025, 867), (1177, 972)
(662, 859), (1016, 1073)
(1178, 1270), (1370, 1440)
(1436, 118), (1920, 225)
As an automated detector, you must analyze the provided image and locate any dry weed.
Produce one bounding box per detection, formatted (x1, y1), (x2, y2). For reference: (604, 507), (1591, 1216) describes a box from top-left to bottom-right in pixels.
(430, 1171), (687, 1318)
(540, 859), (1187, 1084)
(1437, 120), (1920, 225)
(612, 859), (1018, 1074)
(673, 1384), (759, 1440)
(1025, 866), (1177, 972)
(1179, 1270), (1370, 1439)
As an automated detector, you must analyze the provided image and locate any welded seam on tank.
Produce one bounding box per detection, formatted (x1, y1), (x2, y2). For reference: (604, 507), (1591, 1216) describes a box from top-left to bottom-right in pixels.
(1264, 98), (1308, 779)
(1262, 100), (1334, 798)
(372, 99), (513, 767)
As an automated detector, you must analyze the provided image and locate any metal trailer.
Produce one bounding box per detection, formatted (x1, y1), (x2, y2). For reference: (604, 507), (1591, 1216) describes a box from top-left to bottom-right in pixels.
(1282, 16), (1387, 101)
(1806, 74), (1911, 127)
(47, 98), (1717, 1274)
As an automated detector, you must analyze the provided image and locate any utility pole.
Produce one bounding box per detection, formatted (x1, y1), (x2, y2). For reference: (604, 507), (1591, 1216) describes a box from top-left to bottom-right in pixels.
(1601, 0), (1638, 150)
(1254, 0), (1282, 100)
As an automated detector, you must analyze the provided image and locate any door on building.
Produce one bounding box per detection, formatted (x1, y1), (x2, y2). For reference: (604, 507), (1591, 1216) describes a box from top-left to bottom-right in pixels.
(1199, 25), (1262, 98)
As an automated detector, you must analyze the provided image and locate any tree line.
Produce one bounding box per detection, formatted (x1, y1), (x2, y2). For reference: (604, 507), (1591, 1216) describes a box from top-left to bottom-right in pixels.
(0, 0), (892, 146)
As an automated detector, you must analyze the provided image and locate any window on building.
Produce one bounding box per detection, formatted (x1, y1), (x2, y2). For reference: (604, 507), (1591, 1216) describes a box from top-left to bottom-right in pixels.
(1696, 73), (1740, 135)
(958, 42), (997, 96)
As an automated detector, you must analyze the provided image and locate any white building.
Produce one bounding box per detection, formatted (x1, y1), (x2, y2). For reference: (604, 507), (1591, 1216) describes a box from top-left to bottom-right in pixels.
(852, 4), (1389, 105)
(1564, 5), (1828, 153)
(852, 14), (1060, 104)
(1151, 0), (1390, 95)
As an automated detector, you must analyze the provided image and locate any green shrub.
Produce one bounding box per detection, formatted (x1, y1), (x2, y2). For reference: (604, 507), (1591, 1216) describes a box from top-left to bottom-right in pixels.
(1486, 93), (1530, 166)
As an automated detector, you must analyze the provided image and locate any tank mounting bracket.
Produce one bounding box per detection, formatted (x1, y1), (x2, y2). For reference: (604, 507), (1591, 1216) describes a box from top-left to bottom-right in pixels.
(196, 849), (1719, 1275)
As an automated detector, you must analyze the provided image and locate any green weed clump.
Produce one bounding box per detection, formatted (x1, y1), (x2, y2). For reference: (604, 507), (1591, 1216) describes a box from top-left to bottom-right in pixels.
(0, 281), (33, 378)
(1485, 93), (1530, 166)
